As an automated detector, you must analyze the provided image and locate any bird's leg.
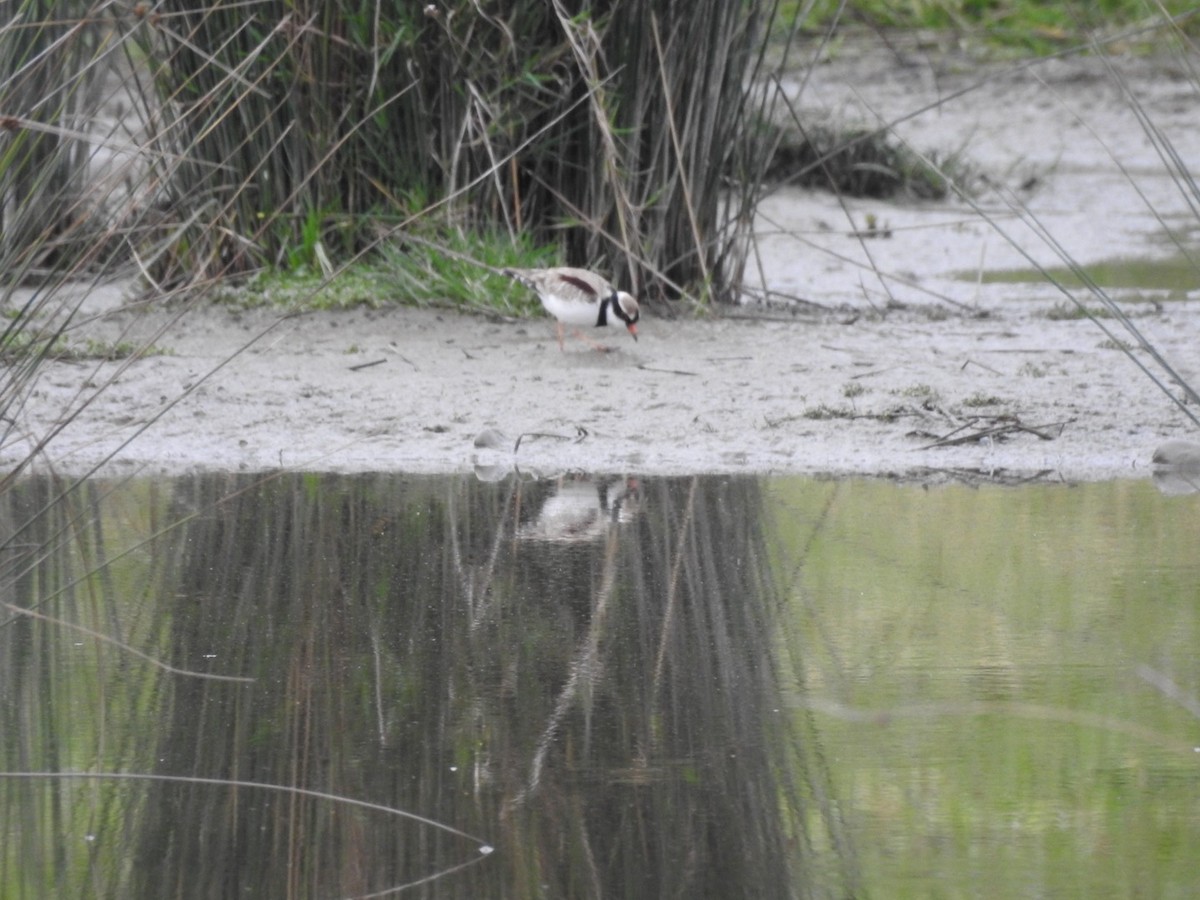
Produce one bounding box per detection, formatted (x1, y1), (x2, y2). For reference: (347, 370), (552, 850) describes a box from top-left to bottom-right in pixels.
(572, 328), (614, 353)
(550, 321), (612, 353)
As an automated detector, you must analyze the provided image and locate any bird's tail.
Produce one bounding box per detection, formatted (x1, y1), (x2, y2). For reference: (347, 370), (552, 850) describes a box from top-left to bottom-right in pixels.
(501, 268), (530, 287)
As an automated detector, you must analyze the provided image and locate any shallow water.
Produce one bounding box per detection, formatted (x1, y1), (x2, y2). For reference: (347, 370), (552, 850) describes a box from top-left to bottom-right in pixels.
(1, 472), (1197, 898)
(977, 252), (1199, 294)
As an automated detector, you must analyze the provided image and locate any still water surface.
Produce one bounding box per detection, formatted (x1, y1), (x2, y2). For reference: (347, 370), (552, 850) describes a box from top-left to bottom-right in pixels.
(1, 472), (1197, 898)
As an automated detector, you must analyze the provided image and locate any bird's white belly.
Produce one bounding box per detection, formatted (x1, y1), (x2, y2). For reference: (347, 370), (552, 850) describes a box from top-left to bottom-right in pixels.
(540, 292), (601, 327)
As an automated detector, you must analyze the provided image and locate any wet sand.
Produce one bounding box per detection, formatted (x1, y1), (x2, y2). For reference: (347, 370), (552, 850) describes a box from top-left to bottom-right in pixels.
(5, 45), (1198, 482)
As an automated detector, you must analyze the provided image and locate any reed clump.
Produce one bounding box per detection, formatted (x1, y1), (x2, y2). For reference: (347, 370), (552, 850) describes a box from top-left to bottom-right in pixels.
(759, 122), (968, 199)
(0, 0), (782, 455)
(109, 0), (782, 304)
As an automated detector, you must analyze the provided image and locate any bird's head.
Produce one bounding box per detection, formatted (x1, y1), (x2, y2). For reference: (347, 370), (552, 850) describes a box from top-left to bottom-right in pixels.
(616, 291), (639, 340)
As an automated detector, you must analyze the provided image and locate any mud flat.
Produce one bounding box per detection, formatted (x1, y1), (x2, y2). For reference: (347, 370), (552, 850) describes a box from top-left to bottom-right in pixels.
(4, 46), (1198, 483)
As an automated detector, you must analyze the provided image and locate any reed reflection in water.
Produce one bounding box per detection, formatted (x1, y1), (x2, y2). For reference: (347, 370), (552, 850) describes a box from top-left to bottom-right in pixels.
(0, 472), (839, 899)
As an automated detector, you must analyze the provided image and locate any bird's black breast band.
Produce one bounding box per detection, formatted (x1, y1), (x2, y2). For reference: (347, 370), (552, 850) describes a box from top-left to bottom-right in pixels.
(596, 292), (616, 327)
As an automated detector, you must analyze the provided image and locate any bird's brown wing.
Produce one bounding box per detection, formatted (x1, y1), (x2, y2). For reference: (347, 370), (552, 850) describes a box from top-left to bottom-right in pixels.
(557, 273), (600, 297)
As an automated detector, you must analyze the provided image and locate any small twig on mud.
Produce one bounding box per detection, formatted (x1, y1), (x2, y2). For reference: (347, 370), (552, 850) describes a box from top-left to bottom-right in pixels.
(348, 358), (387, 371)
(960, 358), (1002, 375)
(921, 418), (993, 445)
(764, 414), (808, 429)
(382, 346), (418, 369)
(919, 416), (1070, 449)
(637, 364), (698, 376)
(1016, 420), (1070, 441)
(846, 224), (893, 239)
(850, 366), (902, 381)
(514, 425), (589, 453)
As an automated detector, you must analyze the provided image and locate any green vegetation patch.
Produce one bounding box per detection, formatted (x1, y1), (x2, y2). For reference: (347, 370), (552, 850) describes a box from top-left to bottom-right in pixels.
(377, 230), (559, 317)
(803, 403), (856, 420)
(215, 266), (396, 312)
(785, 1), (1200, 52)
(1044, 301), (1115, 320)
(896, 383), (941, 402)
(216, 230), (560, 317)
(0, 331), (168, 362)
(981, 255), (1200, 293)
(961, 391), (1006, 407)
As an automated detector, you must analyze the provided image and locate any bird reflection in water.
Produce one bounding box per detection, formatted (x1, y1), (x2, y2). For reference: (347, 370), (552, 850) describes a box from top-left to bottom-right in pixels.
(517, 476), (641, 543)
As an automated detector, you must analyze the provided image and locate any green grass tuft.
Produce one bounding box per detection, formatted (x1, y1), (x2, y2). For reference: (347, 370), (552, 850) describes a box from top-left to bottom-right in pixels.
(962, 392), (1005, 407)
(378, 230), (559, 317)
(1044, 302), (1115, 320)
(0, 331), (168, 363)
(803, 403), (855, 420)
(784, 0), (1200, 52)
(215, 230), (560, 316)
(215, 267), (396, 312)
